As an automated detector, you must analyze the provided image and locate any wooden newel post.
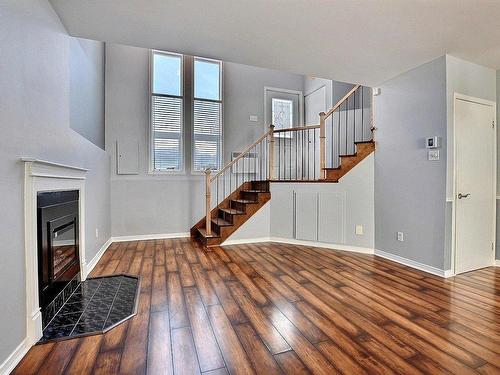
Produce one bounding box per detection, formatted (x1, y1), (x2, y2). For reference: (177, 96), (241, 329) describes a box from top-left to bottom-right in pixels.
(268, 125), (275, 180)
(205, 169), (212, 236)
(319, 112), (326, 180)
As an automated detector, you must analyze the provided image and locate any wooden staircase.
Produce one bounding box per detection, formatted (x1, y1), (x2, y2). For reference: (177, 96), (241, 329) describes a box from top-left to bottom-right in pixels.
(191, 84), (374, 248)
(191, 181), (270, 246)
(324, 141), (375, 181)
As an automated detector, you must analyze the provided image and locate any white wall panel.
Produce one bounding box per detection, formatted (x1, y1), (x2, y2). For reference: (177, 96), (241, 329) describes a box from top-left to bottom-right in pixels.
(318, 192), (344, 244)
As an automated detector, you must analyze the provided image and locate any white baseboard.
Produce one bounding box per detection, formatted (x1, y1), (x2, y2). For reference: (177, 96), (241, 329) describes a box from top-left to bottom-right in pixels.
(223, 236), (374, 255)
(111, 232), (190, 243)
(495, 259), (500, 266)
(222, 237), (271, 246)
(270, 237), (374, 254)
(86, 237), (112, 277)
(374, 249), (449, 278)
(443, 269), (454, 278)
(0, 338), (29, 375)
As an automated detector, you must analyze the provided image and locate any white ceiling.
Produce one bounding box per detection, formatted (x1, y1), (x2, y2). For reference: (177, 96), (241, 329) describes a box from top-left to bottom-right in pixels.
(49, 0), (500, 86)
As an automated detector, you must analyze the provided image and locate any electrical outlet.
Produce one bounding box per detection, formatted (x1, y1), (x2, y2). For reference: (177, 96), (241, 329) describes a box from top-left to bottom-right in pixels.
(355, 225), (363, 235)
(397, 232), (404, 242)
(95, 228), (99, 239)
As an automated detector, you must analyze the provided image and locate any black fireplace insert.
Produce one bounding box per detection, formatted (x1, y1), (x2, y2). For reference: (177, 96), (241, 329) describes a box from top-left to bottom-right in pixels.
(37, 190), (80, 327)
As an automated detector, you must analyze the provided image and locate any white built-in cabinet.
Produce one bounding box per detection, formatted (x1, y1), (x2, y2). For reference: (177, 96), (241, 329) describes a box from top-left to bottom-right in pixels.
(294, 191), (345, 243)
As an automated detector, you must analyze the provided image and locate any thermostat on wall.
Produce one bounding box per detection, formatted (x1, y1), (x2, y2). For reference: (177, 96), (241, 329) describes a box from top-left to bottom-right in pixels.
(426, 136), (440, 149)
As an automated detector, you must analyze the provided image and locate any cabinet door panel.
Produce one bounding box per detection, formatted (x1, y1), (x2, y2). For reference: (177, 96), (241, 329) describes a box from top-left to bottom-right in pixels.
(318, 192), (344, 244)
(294, 192), (317, 241)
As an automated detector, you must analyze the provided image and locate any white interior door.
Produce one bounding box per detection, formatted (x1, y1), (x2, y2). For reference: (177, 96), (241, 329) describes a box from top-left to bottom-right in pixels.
(305, 86), (326, 125)
(455, 97), (496, 274)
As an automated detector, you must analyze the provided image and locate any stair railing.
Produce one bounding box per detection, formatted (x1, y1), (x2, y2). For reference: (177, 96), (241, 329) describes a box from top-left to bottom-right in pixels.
(204, 125), (275, 235)
(319, 85), (373, 170)
(202, 84), (372, 234)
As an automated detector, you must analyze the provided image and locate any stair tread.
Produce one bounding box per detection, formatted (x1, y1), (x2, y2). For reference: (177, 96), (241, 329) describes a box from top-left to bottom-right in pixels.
(220, 208), (245, 215)
(354, 140), (374, 144)
(212, 218), (232, 226)
(340, 153), (357, 157)
(197, 227), (220, 238)
(242, 189), (269, 193)
(232, 199), (258, 204)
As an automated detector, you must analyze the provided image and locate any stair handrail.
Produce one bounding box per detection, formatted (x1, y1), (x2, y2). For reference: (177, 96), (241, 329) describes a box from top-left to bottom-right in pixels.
(318, 84), (362, 179)
(210, 125), (275, 183)
(205, 125), (275, 235)
(322, 84), (361, 119)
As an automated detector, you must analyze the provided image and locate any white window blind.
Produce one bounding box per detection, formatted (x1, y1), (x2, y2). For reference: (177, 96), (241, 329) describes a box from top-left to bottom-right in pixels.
(193, 58), (222, 172)
(151, 51), (183, 172)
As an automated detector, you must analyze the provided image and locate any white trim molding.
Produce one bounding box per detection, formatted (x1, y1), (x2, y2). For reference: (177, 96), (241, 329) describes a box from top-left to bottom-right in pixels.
(111, 232), (190, 243)
(21, 158), (89, 348)
(223, 236), (374, 255)
(222, 237), (272, 246)
(86, 238), (113, 277)
(0, 339), (29, 375)
(374, 249), (451, 278)
(495, 259), (500, 267)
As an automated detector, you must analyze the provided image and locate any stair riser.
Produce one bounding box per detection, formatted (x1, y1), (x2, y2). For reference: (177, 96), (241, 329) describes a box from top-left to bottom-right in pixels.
(212, 222), (228, 234)
(251, 181), (269, 191)
(218, 210), (233, 224)
(241, 191), (259, 201)
(196, 231), (221, 247)
(231, 200), (247, 212)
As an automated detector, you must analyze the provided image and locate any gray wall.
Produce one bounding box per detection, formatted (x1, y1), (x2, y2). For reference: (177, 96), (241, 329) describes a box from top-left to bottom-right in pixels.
(374, 56), (447, 269)
(106, 43), (306, 237)
(105, 44), (204, 237)
(224, 62), (304, 163)
(0, 0), (111, 364)
(70, 37), (105, 149)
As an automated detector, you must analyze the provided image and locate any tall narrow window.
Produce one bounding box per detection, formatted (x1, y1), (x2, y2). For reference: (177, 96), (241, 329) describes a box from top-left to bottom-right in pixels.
(150, 51), (183, 172)
(193, 57), (223, 172)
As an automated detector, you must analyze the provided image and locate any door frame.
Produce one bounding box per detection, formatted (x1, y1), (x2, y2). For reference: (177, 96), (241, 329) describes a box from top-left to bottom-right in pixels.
(451, 92), (497, 275)
(264, 86), (304, 132)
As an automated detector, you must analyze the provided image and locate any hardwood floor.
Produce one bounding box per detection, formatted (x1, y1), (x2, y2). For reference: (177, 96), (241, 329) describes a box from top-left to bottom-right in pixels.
(12, 239), (500, 374)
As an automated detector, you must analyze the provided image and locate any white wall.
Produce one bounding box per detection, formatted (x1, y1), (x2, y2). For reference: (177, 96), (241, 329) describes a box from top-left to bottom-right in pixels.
(106, 43), (306, 237)
(225, 203), (271, 242)
(0, 0), (110, 367)
(268, 154), (374, 249)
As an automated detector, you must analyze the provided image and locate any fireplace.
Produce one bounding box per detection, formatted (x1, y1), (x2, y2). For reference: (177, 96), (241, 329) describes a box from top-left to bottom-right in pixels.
(37, 190), (80, 327)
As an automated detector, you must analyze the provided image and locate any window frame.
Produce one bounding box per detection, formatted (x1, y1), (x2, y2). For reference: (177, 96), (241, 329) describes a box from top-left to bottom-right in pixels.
(149, 50), (185, 175)
(191, 56), (224, 173)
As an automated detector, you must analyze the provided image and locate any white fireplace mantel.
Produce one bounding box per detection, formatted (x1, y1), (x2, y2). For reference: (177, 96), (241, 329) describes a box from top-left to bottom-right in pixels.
(21, 158), (89, 345)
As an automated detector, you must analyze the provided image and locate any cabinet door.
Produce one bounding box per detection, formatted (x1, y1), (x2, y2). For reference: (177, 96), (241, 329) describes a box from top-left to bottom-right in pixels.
(318, 192), (344, 244)
(294, 192), (317, 241)
(116, 140), (139, 175)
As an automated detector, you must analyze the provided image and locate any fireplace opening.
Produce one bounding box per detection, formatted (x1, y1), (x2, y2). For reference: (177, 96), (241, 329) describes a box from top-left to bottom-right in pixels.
(37, 190), (80, 327)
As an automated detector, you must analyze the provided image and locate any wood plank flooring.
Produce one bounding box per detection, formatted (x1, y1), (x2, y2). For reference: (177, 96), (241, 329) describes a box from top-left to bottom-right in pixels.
(12, 239), (500, 374)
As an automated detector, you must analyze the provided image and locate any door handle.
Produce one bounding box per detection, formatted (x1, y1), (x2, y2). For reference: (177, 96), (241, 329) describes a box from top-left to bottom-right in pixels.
(457, 193), (470, 199)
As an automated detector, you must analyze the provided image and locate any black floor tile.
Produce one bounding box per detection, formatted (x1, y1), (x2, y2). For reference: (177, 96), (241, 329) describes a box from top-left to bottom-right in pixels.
(39, 275), (139, 342)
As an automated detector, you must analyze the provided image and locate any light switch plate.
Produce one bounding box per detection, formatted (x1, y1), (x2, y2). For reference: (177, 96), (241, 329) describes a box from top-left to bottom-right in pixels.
(355, 225), (363, 235)
(249, 115), (258, 122)
(397, 232), (404, 241)
(428, 150), (440, 161)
